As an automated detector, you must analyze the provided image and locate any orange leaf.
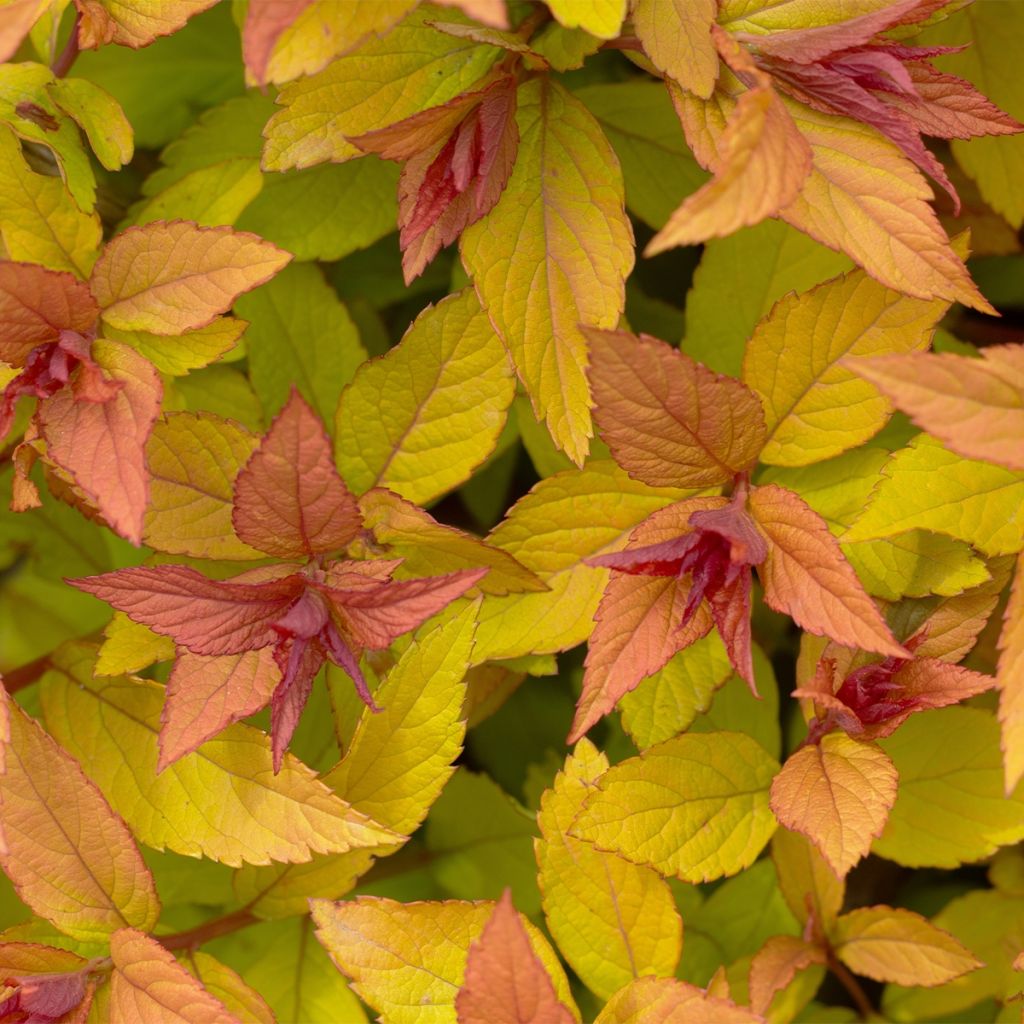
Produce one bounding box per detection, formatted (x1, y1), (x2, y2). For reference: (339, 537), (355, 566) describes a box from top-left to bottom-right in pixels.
(594, 976), (763, 1023)
(1000, 553), (1024, 793)
(90, 221), (292, 335)
(749, 483), (906, 657)
(456, 890), (575, 1024)
(586, 327), (766, 488)
(632, 0), (718, 99)
(0, 689), (159, 941)
(242, 0), (315, 84)
(39, 339), (161, 545)
(847, 345), (1024, 471)
(770, 734), (898, 877)
(0, 261), (98, 366)
(233, 389), (363, 559)
(748, 935), (825, 1016)
(75, 0), (219, 48)
(0, 0), (49, 62)
(109, 929), (241, 1023)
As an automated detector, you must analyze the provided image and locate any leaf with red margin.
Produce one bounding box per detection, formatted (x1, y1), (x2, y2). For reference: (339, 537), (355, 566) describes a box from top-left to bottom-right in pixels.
(0, 0), (49, 63)
(456, 889), (576, 1024)
(233, 389), (363, 559)
(847, 346), (1024, 472)
(749, 483), (906, 657)
(0, 944), (92, 1024)
(158, 648), (281, 771)
(593, 976), (762, 1023)
(109, 928), (242, 1024)
(632, 0), (718, 99)
(242, 0), (315, 84)
(770, 733), (898, 877)
(585, 327), (766, 488)
(74, 0), (219, 49)
(1000, 553), (1024, 793)
(0, 261), (98, 366)
(89, 221), (292, 335)
(39, 339), (161, 545)
(748, 935), (826, 1018)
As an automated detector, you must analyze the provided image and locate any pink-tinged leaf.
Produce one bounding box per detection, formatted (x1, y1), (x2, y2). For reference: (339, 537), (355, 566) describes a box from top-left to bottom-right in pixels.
(109, 928), (242, 1024)
(269, 631), (326, 773)
(89, 221), (292, 335)
(242, 0), (315, 84)
(1000, 553), (1024, 793)
(326, 567), (488, 650)
(39, 339), (161, 545)
(0, 261), (98, 366)
(748, 935), (825, 1017)
(456, 890), (576, 1024)
(0, 943), (93, 1024)
(585, 327), (766, 488)
(847, 346), (1024, 472)
(594, 975), (763, 1023)
(233, 389), (363, 559)
(632, 0), (719, 99)
(0, 0), (49, 62)
(749, 483), (906, 657)
(68, 565), (300, 655)
(158, 648), (280, 771)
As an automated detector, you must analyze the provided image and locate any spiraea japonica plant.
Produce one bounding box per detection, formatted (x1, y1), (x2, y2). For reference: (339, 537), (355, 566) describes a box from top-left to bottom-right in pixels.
(0, 0), (1023, 1021)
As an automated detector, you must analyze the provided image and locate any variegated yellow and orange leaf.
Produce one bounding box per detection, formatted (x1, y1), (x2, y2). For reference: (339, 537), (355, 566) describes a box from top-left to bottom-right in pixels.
(74, 0), (218, 48)
(594, 975), (763, 1024)
(633, 0), (718, 98)
(771, 827), (844, 933)
(748, 935), (826, 1017)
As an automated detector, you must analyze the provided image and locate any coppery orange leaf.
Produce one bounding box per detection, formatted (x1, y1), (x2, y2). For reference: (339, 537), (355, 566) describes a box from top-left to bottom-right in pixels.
(748, 935), (825, 1017)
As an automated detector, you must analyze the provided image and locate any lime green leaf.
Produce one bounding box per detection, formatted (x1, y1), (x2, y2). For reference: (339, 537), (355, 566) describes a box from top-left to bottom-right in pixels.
(546, 0), (624, 38)
(571, 732), (779, 883)
(184, 952), (274, 1024)
(170, 365), (264, 432)
(47, 76), (133, 170)
(127, 159), (264, 229)
(235, 262), (365, 424)
(96, 612), (175, 677)
(39, 644), (398, 867)
(536, 740), (682, 1000)
(844, 435), (1024, 556)
(103, 317), (247, 377)
(530, 22), (601, 71)
(336, 288), (514, 505)
(875, 707), (1024, 868)
(461, 77), (633, 464)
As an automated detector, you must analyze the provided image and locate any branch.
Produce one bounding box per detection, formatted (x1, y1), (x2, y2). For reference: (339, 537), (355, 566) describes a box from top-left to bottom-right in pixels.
(3, 653), (52, 693)
(52, 16), (81, 78)
(827, 950), (877, 1022)
(156, 907), (260, 953)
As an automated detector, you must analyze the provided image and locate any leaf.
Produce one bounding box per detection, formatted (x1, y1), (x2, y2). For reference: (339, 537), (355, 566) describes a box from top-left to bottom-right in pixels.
(586, 326), (766, 488)
(0, 261), (98, 366)
(769, 734), (897, 877)
(744, 258), (957, 467)
(632, 0), (718, 98)
(844, 435), (1024, 557)
(832, 906), (980, 986)
(847, 345), (1024, 471)
(184, 952), (275, 1024)
(749, 484), (906, 657)
(536, 740), (682, 1001)
(46, 76), (133, 171)
(39, 339), (161, 545)
(1001, 554), (1024, 793)
(570, 731), (779, 883)
(241, 0), (314, 84)
(0, 125), (102, 278)
(311, 897), (579, 1024)
(103, 317), (248, 377)
(143, 412), (263, 560)
(0, 0), (49, 63)
(336, 288), (515, 505)
(461, 76), (633, 464)
(545, 0), (623, 38)
(108, 928), (240, 1024)
(90, 221), (291, 335)
(262, 7), (502, 171)
(96, 612), (175, 676)
(75, 0), (219, 48)
(593, 976), (762, 1024)
(0, 942), (92, 1023)
(777, 98), (992, 312)
(456, 890), (576, 1024)
(748, 935), (826, 1017)
(233, 389), (362, 559)
(0, 687), (160, 942)
(324, 603), (476, 835)
(233, 262), (365, 425)
(876, 707), (1024, 868)
(39, 644), (398, 866)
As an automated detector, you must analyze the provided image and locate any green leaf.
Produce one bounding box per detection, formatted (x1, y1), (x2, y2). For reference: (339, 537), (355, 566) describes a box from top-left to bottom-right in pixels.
(127, 159), (264, 229)
(335, 288), (514, 505)
(103, 318), (248, 377)
(47, 76), (134, 171)
(571, 732), (779, 883)
(235, 263), (366, 425)
(875, 708), (1024, 868)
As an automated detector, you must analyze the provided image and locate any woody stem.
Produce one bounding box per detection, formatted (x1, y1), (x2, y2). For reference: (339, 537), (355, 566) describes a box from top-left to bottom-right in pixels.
(827, 950), (876, 1021)
(156, 907), (260, 952)
(52, 16), (81, 78)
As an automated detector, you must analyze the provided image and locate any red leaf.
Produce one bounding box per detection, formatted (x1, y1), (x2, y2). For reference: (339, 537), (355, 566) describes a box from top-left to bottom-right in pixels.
(39, 339), (161, 545)
(0, 261), (98, 366)
(585, 327), (766, 488)
(232, 389), (363, 559)
(242, 0), (315, 84)
(456, 890), (575, 1024)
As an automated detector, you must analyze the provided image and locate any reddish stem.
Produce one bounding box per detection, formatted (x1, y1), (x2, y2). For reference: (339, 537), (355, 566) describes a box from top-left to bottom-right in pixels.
(52, 16), (81, 78)
(156, 907), (260, 953)
(827, 950), (876, 1021)
(3, 653), (51, 693)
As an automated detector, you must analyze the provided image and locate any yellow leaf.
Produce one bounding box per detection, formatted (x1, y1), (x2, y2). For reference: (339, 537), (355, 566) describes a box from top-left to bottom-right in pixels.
(39, 644), (398, 867)
(461, 77), (633, 464)
(536, 740), (682, 1000)
(126, 159), (264, 229)
(0, 124), (101, 277)
(76, 0), (217, 48)
(0, 688), (160, 942)
(770, 734), (897, 877)
(95, 611), (175, 677)
(545, 0), (624, 39)
(263, 8), (502, 171)
(571, 732), (779, 883)
(748, 935), (826, 1018)
(832, 906), (980, 986)
(1000, 553), (1024, 792)
(90, 221), (292, 335)
(594, 976), (762, 1024)
(771, 828), (844, 932)
(143, 412), (264, 560)
(103, 316), (247, 377)
(844, 435), (1024, 557)
(311, 896), (580, 1024)
(336, 288), (515, 505)
(47, 76), (133, 170)
(632, 0), (718, 98)
(184, 952), (275, 1024)
(744, 258), (957, 467)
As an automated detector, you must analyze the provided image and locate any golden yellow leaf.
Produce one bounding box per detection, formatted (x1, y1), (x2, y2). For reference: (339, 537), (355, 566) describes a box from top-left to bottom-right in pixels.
(594, 976), (762, 1023)
(76, 0), (217, 48)
(632, 0), (718, 98)
(1000, 553), (1024, 793)
(545, 0), (624, 39)
(771, 828), (844, 932)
